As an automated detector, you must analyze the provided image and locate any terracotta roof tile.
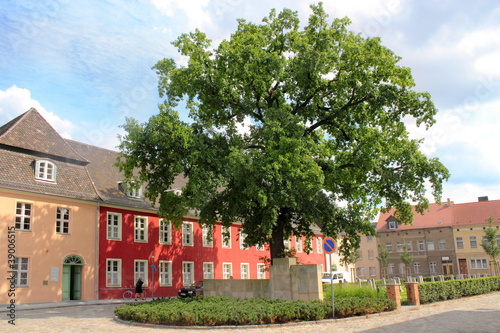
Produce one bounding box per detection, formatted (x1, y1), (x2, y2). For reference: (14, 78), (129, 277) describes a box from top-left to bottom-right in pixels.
(377, 199), (500, 231)
(377, 202), (453, 231)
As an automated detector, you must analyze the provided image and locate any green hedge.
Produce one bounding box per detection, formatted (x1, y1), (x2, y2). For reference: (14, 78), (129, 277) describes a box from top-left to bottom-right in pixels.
(419, 276), (500, 304)
(114, 296), (397, 326)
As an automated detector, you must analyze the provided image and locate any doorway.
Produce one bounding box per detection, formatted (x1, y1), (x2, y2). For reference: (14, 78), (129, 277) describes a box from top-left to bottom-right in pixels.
(458, 259), (468, 275)
(442, 263), (454, 276)
(62, 255), (84, 301)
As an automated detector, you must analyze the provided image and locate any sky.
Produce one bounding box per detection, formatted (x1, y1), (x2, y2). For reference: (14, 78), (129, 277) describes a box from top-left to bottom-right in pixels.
(1, 0), (500, 205)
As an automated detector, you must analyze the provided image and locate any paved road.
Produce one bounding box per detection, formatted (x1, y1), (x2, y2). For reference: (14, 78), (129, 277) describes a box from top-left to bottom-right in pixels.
(3, 292), (500, 332)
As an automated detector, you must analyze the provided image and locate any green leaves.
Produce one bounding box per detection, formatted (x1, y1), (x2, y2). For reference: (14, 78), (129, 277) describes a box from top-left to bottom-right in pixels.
(117, 3), (449, 260)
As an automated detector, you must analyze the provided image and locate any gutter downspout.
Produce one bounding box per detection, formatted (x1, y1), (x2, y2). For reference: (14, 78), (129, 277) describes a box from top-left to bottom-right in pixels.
(95, 201), (100, 300)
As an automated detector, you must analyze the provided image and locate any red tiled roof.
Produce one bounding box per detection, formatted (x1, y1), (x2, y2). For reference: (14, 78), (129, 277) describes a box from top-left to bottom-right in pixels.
(377, 202), (453, 231)
(377, 199), (500, 231)
(451, 199), (500, 225)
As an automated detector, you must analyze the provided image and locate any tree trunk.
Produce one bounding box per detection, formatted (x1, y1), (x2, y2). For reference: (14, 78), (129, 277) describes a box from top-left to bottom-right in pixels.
(269, 208), (287, 264)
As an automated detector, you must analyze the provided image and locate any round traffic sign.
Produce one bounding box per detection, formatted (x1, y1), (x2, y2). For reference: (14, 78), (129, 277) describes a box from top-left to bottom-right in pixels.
(323, 237), (336, 254)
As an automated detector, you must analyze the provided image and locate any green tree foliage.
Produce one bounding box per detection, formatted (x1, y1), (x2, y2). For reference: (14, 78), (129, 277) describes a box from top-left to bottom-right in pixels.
(377, 242), (390, 268)
(399, 239), (413, 277)
(116, 3), (449, 261)
(481, 217), (500, 261)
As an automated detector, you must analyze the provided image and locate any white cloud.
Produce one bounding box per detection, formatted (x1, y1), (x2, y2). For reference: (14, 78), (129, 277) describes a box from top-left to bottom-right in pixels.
(458, 28), (500, 56)
(150, 0), (215, 31)
(0, 85), (76, 139)
(474, 52), (500, 76)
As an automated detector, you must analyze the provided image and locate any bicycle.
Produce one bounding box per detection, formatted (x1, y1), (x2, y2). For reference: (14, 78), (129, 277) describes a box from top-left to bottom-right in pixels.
(123, 285), (147, 300)
(122, 285), (135, 299)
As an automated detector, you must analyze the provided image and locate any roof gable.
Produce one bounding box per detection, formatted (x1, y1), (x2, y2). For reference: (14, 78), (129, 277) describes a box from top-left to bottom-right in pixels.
(0, 108), (86, 163)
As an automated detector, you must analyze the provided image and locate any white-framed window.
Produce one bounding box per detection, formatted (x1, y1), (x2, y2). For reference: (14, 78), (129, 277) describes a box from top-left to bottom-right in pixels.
(222, 226), (231, 248)
(107, 212), (122, 240)
(496, 235), (500, 247)
(470, 258), (488, 269)
(368, 250), (374, 259)
(398, 263), (405, 275)
(388, 263), (394, 274)
(202, 225), (213, 247)
(396, 242), (403, 252)
(106, 259), (121, 287)
(257, 263), (266, 279)
(223, 263), (232, 279)
(388, 220), (397, 229)
(295, 236), (303, 253)
(414, 262), (421, 274)
(284, 238), (290, 250)
(35, 160), (56, 182)
(470, 236), (477, 248)
(256, 243), (265, 251)
(134, 216), (148, 242)
(182, 262), (194, 285)
(55, 207), (70, 234)
(13, 257), (29, 286)
(15, 202), (32, 231)
(239, 230), (248, 250)
(159, 219), (172, 244)
(369, 267), (376, 277)
(417, 240), (425, 251)
(358, 267), (365, 278)
(134, 260), (148, 287)
(203, 262), (214, 279)
(429, 261), (437, 273)
(427, 240), (435, 251)
(240, 263), (250, 279)
(386, 243), (392, 252)
(456, 237), (463, 249)
(159, 261), (172, 286)
(438, 239), (446, 250)
(405, 241), (412, 251)
(121, 181), (142, 198)
(367, 235), (373, 242)
(358, 250), (363, 259)
(182, 222), (194, 246)
(316, 237), (323, 254)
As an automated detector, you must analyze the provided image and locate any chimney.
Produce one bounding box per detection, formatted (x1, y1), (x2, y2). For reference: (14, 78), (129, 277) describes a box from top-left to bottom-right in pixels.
(478, 196), (489, 202)
(447, 198), (451, 206)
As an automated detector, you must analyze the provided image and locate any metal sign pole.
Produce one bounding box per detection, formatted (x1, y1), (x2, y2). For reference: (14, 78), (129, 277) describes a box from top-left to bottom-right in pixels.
(331, 273), (335, 318)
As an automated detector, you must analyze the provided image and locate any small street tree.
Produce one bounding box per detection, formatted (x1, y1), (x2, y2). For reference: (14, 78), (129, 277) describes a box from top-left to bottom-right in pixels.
(377, 241), (390, 279)
(481, 216), (500, 275)
(399, 239), (413, 279)
(117, 3), (449, 263)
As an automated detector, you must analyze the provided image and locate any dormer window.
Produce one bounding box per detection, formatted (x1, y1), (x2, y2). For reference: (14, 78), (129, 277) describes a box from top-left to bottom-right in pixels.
(119, 181), (142, 199)
(387, 216), (398, 229)
(35, 160), (56, 182)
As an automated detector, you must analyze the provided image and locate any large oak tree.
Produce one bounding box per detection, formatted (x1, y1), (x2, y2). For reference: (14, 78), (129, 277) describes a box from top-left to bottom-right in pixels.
(117, 3), (449, 262)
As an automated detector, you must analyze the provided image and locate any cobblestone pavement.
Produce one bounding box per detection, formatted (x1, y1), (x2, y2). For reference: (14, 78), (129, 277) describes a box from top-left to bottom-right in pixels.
(3, 292), (500, 332)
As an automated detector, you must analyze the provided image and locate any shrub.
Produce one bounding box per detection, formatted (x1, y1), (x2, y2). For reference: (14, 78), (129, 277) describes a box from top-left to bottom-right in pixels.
(114, 295), (397, 326)
(419, 276), (500, 304)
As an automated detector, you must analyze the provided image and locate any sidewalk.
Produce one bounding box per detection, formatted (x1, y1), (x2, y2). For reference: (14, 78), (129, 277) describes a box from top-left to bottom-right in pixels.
(0, 297), (145, 312)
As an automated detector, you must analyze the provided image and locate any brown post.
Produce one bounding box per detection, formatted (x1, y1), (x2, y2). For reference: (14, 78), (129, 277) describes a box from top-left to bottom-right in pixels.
(405, 282), (420, 306)
(385, 284), (401, 309)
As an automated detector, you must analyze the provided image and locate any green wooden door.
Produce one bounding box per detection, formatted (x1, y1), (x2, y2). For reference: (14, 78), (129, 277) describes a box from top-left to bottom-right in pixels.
(72, 265), (82, 300)
(62, 265), (71, 301)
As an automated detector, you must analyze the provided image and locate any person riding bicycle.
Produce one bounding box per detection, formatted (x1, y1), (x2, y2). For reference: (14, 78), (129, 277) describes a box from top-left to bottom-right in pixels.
(135, 277), (145, 301)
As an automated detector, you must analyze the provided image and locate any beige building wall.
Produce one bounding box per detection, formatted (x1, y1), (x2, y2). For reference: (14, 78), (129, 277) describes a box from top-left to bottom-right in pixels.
(1, 190), (98, 304)
(356, 234), (380, 280)
(453, 222), (500, 276)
